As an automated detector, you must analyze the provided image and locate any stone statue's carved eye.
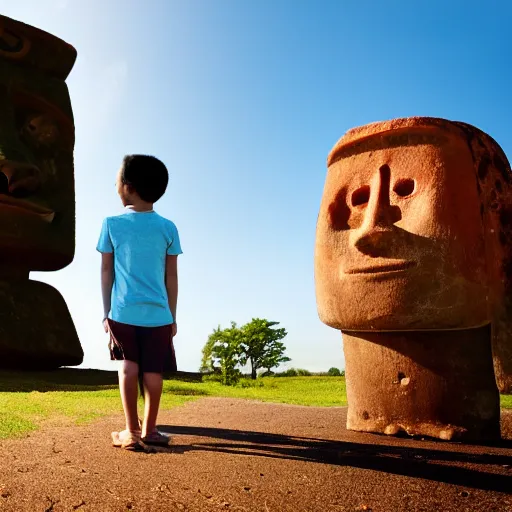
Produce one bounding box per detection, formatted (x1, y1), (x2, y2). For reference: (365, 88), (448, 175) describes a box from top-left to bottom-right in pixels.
(328, 187), (350, 231)
(0, 29), (28, 56)
(351, 185), (370, 207)
(394, 178), (415, 198)
(21, 114), (60, 149)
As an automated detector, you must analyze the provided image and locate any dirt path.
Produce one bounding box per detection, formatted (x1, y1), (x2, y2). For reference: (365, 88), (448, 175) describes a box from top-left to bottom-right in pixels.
(0, 398), (511, 511)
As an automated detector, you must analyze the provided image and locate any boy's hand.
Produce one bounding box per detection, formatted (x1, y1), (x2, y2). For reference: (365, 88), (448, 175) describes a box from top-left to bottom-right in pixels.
(171, 323), (177, 338)
(103, 319), (109, 333)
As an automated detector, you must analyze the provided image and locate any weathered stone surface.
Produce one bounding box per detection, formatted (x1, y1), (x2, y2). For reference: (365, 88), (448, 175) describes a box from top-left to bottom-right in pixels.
(0, 15), (82, 368)
(315, 116), (512, 440)
(343, 327), (500, 441)
(0, 280), (81, 369)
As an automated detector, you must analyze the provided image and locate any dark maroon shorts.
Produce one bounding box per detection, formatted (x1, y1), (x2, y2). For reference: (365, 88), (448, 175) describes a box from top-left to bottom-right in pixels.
(107, 319), (177, 374)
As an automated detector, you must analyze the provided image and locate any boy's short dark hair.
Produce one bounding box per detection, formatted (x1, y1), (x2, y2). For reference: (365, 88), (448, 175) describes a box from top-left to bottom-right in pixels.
(120, 154), (169, 203)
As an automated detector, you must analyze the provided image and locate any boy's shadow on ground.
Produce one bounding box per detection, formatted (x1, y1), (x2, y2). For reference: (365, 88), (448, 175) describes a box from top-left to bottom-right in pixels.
(154, 424), (512, 494)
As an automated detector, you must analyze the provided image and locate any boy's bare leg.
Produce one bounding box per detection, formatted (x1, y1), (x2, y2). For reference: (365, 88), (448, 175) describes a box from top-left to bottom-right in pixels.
(141, 372), (163, 437)
(118, 360), (140, 433)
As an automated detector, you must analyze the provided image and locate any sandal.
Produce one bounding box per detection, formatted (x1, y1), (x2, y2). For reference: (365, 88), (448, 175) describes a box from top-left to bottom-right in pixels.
(141, 430), (171, 446)
(111, 430), (144, 451)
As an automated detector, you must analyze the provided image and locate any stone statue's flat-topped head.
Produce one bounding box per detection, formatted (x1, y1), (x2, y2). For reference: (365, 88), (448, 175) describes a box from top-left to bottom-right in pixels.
(0, 15), (76, 79)
(316, 116), (512, 332)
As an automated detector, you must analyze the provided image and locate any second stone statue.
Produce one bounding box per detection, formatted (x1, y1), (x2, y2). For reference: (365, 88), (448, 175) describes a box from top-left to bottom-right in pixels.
(315, 116), (512, 441)
(0, 14), (83, 369)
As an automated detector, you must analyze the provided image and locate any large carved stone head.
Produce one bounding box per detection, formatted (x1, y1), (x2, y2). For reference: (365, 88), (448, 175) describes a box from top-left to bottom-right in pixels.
(315, 117), (512, 329)
(0, 15), (76, 275)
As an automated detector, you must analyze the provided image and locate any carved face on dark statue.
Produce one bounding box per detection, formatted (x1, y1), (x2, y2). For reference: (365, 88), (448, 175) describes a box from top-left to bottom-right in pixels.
(315, 121), (493, 331)
(0, 17), (76, 273)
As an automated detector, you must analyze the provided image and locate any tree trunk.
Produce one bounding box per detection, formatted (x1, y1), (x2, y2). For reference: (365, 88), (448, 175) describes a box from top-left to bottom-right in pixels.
(251, 358), (257, 379)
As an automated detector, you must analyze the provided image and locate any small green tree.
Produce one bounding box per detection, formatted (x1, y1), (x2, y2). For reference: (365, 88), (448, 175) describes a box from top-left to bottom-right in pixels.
(239, 318), (289, 379)
(200, 332), (217, 373)
(201, 323), (243, 385)
(261, 340), (291, 375)
(328, 367), (341, 376)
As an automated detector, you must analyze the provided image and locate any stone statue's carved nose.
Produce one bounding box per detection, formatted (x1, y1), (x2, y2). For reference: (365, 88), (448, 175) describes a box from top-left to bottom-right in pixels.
(0, 161), (42, 198)
(354, 164), (401, 254)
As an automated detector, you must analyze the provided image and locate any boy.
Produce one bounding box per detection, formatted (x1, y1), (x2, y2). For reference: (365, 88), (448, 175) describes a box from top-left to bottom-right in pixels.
(97, 154), (182, 450)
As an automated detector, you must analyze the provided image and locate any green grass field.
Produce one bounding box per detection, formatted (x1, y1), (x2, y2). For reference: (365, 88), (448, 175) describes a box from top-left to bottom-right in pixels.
(0, 369), (509, 440)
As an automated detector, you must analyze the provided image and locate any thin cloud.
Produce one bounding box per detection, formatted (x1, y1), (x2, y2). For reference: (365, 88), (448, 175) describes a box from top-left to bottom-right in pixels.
(55, 0), (68, 10)
(72, 60), (128, 146)
(0, 0), (69, 19)
(95, 60), (128, 134)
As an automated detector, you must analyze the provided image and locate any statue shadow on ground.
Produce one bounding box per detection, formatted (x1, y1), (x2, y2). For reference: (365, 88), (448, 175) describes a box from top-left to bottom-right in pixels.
(154, 425), (512, 494)
(0, 369), (202, 392)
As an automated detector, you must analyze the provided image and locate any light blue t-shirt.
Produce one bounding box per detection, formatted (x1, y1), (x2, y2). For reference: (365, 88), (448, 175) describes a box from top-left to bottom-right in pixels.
(96, 209), (182, 327)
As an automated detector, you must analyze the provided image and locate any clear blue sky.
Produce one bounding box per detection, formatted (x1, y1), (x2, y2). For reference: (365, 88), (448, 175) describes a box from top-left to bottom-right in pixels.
(2, 0), (511, 372)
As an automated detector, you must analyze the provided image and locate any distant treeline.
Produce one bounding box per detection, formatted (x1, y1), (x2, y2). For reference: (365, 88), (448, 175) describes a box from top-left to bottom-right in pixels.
(256, 367), (345, 378)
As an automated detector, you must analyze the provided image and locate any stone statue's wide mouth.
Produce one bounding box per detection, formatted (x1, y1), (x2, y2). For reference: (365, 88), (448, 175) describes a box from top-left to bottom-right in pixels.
(343, 260), (416, 275)
(0, 194), (55, 223)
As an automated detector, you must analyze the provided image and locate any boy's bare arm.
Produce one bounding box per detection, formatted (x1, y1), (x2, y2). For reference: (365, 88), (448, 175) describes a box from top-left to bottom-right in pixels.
(165, 255), (178, 326)
(101, 252), (114, 320)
